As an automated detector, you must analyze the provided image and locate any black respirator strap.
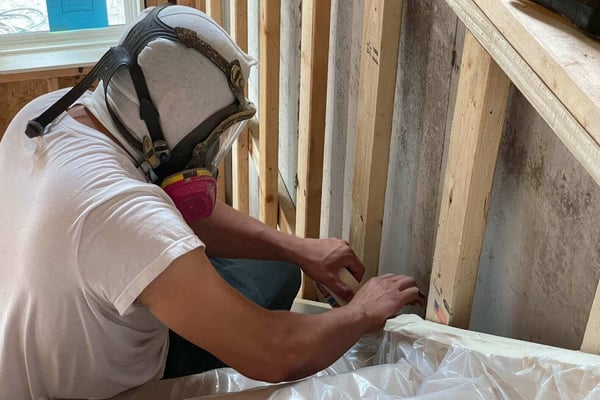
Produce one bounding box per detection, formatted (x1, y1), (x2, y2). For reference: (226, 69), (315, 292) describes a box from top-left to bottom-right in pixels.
(24, 49), (117, 138)
(25, 4), (176, 149)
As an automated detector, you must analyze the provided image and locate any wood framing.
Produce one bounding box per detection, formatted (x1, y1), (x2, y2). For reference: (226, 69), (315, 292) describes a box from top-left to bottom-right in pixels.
(582, 285), (600, 353)
(349, 0), (403, 281)
(258, 0), (280, 228)
(207, 0), (223, 25)
(445, 0), (600, 188)
(295, 0), (331, 299)
(295, 0), (331, 239)
(153, 0), (204, 9)
(230, 0), (250, 214)
(278, 174), (296, 235)
(474, 0), (600, 148)
(0, 67), (92, 84)
(203, 0), (226, 202)
(441, 0), (600, 349)
(425, 31), (511, 329)
(146, 0), (167, 6)
(248, 121), (296, 235)
(196, 0), (207, 11)
(174, 0), (195, 7)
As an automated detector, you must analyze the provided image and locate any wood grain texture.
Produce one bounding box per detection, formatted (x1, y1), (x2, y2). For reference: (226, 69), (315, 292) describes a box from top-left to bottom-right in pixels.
(278, 173), (296, 235)
(295, 0), (331, 300)
(175, 0), (196, 7)
(1, 69), (88, 137)
(231, 0), (250, 214)
(582, 284), (600, 353)
(474, 0), (600, 148)
(145, 0), (168, 6)
(258, 0), (280, 227)
(0, 66), (92, 84)
(196, 0), (207, 11)
(207, 0), (223, 25)
(425, 31), (511, 329)
(295, 0), (331, 239)
(349, 0), (404, 281)
(205, 0), (227, 203)
(248, 118), (296, 238)
(445, 0), (600, 186)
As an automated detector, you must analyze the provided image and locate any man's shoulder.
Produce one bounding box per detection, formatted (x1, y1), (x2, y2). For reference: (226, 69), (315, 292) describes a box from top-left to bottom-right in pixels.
(16, 88), (74, 122)
(4, 88), (83, 141)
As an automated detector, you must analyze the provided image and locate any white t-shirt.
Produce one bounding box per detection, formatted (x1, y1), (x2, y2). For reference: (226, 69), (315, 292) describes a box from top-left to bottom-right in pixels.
(0, 90), (204, 399)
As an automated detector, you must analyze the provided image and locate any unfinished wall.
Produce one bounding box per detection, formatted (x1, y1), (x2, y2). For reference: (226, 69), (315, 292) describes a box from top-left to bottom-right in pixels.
(471, 88), (600, 349)
(377, 1), (460, 292)
(315, 0), (599, 350)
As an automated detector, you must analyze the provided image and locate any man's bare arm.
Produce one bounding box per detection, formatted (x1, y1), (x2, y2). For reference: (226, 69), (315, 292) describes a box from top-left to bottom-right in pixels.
(188, 202), (366, 301)
(188, 201), (299, 260)
(139, 247), (419, 383)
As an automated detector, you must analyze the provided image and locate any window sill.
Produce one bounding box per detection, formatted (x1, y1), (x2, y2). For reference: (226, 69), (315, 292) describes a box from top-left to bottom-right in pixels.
(0, 44), (108, 83)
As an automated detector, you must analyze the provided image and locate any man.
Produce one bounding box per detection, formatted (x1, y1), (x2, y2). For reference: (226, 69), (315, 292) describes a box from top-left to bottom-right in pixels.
(0, 5), (421, 399)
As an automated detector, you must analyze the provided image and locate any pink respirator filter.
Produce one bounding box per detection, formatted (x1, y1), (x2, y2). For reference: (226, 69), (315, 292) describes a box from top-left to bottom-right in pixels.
(162, 174), (217, 222)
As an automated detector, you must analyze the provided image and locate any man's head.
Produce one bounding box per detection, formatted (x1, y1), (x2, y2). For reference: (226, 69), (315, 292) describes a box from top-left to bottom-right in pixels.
(96, 4), (256, 178)
(26, 4), (256, 221)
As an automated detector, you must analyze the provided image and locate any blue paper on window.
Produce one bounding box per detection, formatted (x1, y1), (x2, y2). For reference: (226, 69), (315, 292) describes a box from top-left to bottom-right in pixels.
(46, 0), (109, 32)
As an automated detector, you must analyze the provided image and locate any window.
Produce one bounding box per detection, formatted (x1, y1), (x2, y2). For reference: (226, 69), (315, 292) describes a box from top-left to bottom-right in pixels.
(0, 0), (144, 75)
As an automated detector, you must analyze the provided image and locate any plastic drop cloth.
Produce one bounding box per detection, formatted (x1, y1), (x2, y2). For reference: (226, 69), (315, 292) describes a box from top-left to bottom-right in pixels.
(112, 315), (600, 400)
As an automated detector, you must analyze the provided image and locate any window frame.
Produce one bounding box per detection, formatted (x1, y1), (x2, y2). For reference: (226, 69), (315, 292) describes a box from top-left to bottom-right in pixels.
(0, 1), (144, 76)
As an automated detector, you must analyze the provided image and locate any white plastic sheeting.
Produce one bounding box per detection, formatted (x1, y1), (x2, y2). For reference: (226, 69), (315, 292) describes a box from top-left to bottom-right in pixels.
(112, 315), (600, 399)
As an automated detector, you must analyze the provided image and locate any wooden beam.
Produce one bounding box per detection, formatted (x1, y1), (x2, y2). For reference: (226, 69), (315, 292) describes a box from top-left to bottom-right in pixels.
(205, 0), (226, 203)
(425, 31), (511, 329)
(145, 0), (167, 6)
(295, 0), (330, 238)
(175, 0), (196, 7)
(0, 67), (92, 84)
(295, 0), (331, 300)
(278, 174), (296, 235)
(249, 119), (259, 170)
(582, 283), (600, 353)
(258, 0), (280, 228)
(474, 0), (600, 153)
(231, 0), (250, 214)
(196, 0), (207, 11)
(445, 0), (600, 188)
(249, 121), (296, 235)
(349, 0), (403, 281)
(46, 78), (60, 92)
(207, 0), (223, 25)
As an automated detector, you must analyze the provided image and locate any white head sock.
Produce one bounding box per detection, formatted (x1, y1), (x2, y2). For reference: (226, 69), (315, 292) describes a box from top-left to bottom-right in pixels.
(81, 5), (256, 164)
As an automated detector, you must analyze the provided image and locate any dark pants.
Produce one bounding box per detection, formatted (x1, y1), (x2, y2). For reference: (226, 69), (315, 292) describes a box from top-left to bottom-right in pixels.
(162, 258), (302, 379)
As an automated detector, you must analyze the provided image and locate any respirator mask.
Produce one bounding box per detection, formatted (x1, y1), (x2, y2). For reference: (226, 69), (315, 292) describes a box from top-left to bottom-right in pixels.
(25, 4), (256, 222)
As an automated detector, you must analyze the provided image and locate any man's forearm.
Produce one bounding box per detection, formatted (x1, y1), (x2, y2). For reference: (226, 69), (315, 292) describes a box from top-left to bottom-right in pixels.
(188, 201), (302, 262)
(264, 305), (372, 382)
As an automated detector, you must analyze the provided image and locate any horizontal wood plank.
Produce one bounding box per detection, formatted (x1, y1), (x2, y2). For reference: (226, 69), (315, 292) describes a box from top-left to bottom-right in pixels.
(446, 0), (600, 186)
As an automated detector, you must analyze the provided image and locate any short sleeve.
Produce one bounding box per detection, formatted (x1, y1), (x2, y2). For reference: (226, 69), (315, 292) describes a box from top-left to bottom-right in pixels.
(77, 186), (204, 315)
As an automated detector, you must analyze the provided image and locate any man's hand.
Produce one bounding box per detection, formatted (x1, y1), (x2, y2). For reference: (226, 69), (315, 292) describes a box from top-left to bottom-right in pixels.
(292, 238), (365, 303)
(347, 274), (422, 332)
